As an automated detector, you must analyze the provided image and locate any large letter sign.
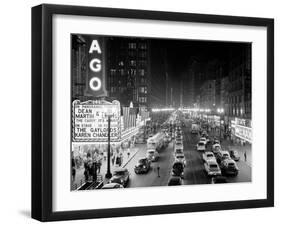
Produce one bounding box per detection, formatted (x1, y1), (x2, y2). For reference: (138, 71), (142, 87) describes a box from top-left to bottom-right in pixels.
(84, 37), (107, 97)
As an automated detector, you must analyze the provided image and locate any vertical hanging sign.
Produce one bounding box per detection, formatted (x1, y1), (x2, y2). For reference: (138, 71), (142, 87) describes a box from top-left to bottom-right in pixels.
(84, 37), (107, 97)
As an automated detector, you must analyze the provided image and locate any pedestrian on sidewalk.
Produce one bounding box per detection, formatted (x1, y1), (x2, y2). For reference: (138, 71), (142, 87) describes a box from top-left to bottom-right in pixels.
(71, 157), (76, 182)
(96, 159), (101, 174)
(244, 151), (247, 162)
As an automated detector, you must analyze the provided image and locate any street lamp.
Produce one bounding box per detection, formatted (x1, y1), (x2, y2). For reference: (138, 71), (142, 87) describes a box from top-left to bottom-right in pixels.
(217, 108), (224, 142)
(105, 109), (114, 179)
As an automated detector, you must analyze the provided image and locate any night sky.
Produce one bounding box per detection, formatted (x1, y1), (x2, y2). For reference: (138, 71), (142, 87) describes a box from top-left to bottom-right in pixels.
(149, 38), (249, 107)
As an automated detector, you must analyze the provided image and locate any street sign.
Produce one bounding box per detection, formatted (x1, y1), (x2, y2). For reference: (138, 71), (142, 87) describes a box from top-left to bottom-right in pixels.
(72, 99), (121, 142)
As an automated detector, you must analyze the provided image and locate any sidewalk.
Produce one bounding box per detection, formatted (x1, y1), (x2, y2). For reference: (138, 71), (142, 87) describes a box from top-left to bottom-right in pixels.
(221, 139), (252, 167)
(72, 144), (143, 190)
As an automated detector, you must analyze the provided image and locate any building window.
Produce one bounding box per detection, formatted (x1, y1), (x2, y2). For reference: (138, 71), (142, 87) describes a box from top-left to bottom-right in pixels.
(129, 69), (136, 76)
(139, 60), (147, 67)
(139, 43), (147, 50)
(139, 51), (147, 58)
(110, 69), (117, 76)
(139, 69), (145, 76)
(139, 86), (147, 94)
(130, 60), (136, 67)
(140, 77), (146, 84)
(128, 43), (136, 49)
(120, 69), (126, 76)
(139, 97), (147, 103)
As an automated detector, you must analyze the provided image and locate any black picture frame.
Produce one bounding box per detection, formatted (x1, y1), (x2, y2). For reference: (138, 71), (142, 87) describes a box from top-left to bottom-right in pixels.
(32, 4), (274, 222)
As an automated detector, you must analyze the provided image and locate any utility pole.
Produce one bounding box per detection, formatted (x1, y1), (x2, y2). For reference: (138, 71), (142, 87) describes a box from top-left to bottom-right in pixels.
(180, 81), (183, 108)
(170, 87), (173, 108)
(166, 72), (169, 107)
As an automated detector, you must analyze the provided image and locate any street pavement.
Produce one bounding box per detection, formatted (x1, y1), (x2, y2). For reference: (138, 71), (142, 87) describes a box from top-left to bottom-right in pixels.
(125, 120), (251, 187)
(73, 116), (252, 190)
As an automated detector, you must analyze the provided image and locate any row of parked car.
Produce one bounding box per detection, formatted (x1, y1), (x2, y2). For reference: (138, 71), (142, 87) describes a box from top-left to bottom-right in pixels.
(196, 132), (240, 183)
(168, 124), (187, 186)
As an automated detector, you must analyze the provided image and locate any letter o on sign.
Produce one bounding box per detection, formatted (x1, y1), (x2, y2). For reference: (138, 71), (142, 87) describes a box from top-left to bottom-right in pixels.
(89, 77), (102, 91)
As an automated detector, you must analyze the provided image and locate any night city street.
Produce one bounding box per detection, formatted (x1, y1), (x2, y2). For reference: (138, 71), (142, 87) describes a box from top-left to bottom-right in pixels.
(70, 34), (252, 190)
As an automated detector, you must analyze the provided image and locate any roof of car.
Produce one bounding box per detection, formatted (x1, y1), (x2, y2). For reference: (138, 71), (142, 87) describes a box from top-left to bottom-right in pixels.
(147, 149), (156, 152)
(103, 183), (120, 187)
(114, 168), (127, 172)
(222, 158), (236, 164)
(206, 159), (218, 164)
(205, 151), (213, 155)
(138, 157), (147, 161)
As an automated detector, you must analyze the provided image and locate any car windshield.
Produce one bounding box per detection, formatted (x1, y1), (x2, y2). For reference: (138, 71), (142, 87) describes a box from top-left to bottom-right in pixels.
(114, 170), (125, 176)
(138, 159), (146, 164)
(223, 154), (229, 157)
(176, 149), (182, 153)
(228, 163), (235, 167)
(198, 142), (204, 146)
(207, 154), (213, 157)
(177, 156), (184, 159)
(210, 164), (218, 168)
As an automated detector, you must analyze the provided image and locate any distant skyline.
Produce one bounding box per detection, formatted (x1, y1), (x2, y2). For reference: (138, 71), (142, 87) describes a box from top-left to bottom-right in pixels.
(149, 38), (250, 108)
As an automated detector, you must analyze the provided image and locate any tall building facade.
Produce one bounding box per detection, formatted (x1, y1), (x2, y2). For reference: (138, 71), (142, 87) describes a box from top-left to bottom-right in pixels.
(227, 44), (252, 119)
(106, 37), (151, 108)
(199, 80), (216, 109)
(71, 35), (88, 102)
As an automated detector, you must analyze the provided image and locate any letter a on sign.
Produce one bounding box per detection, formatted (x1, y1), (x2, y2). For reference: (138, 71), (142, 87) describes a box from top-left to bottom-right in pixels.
(84, 37), (107, 97)
(89, 40), (102, 54)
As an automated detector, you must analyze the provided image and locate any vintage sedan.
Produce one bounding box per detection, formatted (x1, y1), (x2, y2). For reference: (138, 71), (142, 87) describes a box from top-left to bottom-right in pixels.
(216, 150), (231, 164)
(134, 158), (151, 174)
(196, 141), (206, 151)
(168, 176), (183, 186)
(229, 150), (240, 161)
(220, 159), (239, 176)
(202, 151), (216, 162)
(109, 168), (130, 187)
(171, 161), (184, 178)
(146, 149), (160, 162)
(174, 153), (186, 167)
(204, 160), (222, 177)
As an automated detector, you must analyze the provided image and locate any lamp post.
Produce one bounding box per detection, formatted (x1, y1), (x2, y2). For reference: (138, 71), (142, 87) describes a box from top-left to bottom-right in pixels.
(105, 111), (113, 179)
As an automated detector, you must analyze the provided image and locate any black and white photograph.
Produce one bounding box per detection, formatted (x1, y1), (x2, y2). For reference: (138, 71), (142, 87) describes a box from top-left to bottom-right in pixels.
(70, 34), (252, 191)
